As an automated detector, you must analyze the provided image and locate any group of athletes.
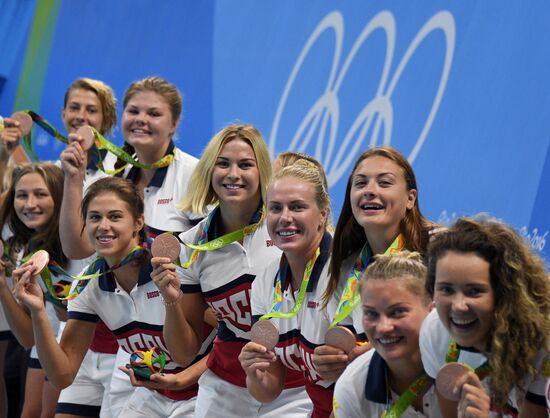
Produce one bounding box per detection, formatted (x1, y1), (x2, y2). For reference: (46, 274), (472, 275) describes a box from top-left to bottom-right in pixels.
(0, 76), (548, 418)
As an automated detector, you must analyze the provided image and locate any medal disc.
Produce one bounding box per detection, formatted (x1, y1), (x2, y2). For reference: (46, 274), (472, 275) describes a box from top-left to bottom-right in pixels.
(325, 326), (356, 353)
(75, 125), (96, 151)
(250, 320), (279, 351)
(436, 362), (471, 401)
(11, 112), (33, 136)
(151, 234), (181, 262)
(28, 250), (50, 276)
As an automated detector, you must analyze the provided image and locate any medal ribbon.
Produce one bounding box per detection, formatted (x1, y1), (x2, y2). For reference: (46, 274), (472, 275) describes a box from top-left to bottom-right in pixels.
(445, 339), (490, 379)
(24, 246), (144, 301)
(182, 207), (265, 268)
(330, 234), (405, 327)
(17, 111), (175, 172)
(381, 372), (431, 418)
(259, 248), (320, 321)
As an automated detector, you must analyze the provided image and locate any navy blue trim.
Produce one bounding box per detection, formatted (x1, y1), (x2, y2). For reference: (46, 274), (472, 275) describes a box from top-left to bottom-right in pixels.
(525, 391), (546, 407)
(273, 232), (332, 293)
(181, 283), (202, 294)
(147, 224), (184, 238)
(251, 314), (261, 325)
(215, 321), (248, 343)
(0, 330), (14, 340)
(56, 402), (101, 416)
(112, 321), (163, 336)
(28, 356), (41, 369)
(88, 147), (107, 170)
(67, 311), (100, 323)
(207, 204), (263, 241)
(125, 141), (174, 188)
(202, 274), (255, 298)
(364, 351), (388, 404)
(137, 260), (153, 287)
(279, 328), (301, 343)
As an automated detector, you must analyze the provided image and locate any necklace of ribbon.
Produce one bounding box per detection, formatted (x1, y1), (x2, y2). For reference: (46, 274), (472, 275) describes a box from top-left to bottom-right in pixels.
(19, 111), (175, 173)
(182, 207), (265, 268)
(259, 247), (320, 321)
(22, 246), (145, 301)
(330, 234), (405, 328)
(381, 368), (431, 418)
(445, 339), (490, 380)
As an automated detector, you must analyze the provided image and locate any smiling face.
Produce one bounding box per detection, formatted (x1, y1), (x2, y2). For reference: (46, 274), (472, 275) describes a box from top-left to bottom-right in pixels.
(211, 139), (261, 210)
(350, 156), (416, 239)
(14, 173), (55, 232)
(434, 251), (495, 352)
(267, 176), (327, 259)
(362, 278), (431, 368)
(85, 192), (144, 265)
(61, 88), (104, 134)
(122, 90), (176, 158)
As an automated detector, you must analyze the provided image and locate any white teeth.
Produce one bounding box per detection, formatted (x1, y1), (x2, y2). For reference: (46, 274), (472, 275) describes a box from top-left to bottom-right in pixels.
(279, 231), (297, 237)
(361, 204), (383, 210)
(451, 318), (476, 325)
(132, 129), (148, 134)
(378, 337), (401, 344)
(224, 184), (242, 189)
(97, 236), (114, 243)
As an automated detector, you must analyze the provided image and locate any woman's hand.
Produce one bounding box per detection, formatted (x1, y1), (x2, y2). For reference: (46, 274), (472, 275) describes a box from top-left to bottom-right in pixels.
(312, 344), (350, 381)
(239, 341), (277, 383)
(456, 372), (490, 418)
(60, 135), (86, 179)
(12, 265), (45, 313)
(0, 118), (23, 156)
(150, 257), (181, 303)
(119, 366), (183, 390)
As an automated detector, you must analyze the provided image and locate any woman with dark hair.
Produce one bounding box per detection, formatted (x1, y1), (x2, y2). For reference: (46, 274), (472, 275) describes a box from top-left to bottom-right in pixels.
(313, 146), (435, 381)
(0, 163), (87, 418)
(421, 217), (550, 418)
(13, 176), (214, 418)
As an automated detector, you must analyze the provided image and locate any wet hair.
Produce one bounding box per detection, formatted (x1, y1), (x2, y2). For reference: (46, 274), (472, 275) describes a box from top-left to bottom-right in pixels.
(81, 177), (146, 245)
(360, 251), (431, 306)
(179, 124), (271, 215)
(63, 78), (117, 135)
(270, 157), (331, 230)
(114, 76), (182, 175)
(426, 216), (550, 408)
(0, 163), (67, 267)
(325, 146), (434, 304)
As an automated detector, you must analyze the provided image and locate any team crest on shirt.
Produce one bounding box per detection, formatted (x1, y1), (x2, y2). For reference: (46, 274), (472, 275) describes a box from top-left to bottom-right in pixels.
(307, 300), (320, 309)
(146, 290), (161, 300)
(157, 197), (173, 205)
(266, 239), (274, 247)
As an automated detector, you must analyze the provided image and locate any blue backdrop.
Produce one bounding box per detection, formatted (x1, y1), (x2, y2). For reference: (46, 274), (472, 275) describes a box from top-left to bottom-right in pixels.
(1, 0), (548, 260)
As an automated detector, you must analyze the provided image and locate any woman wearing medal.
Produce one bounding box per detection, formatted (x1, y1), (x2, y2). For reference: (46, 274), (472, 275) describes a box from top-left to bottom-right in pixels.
(333, 251), (441, 418)
(313, 146), (435, 381)
(0, 163), (88, 418)
(420, 217), (550, 418)
(59, 76), (199, 261)
(151, 124), (311, 417)
(239, 158), (336, 417)
(12, 176), (214, 418)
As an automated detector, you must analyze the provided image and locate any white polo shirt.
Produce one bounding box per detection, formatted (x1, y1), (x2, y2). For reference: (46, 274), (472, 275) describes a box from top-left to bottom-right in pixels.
(420, 310), (548, 416)
(68, 259), (215, 401)
(333, 349), (440, 418)
(178, 207), (288, 388)
(251, 233), (335, 416)
(120, 141), (198, 237)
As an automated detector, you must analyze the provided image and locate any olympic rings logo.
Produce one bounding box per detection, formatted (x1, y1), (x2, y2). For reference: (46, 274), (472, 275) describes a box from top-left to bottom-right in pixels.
(268, 10), (456, 187)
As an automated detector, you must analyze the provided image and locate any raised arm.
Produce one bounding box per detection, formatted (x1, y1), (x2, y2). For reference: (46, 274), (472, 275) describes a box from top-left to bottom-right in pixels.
(151, 256), (206, 366)
(13, 268), (95, 389)
(59, 135), (95, 259)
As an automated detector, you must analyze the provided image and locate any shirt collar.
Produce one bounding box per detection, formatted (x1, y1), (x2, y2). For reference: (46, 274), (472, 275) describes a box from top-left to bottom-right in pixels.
(364, 350), (389, 404)
(97, 257), (153, 292)
(87, 148), (108, 171)
(125, 140), (175, 188)
(276, 231), (332, 293)
(206, 204), (263, 241)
